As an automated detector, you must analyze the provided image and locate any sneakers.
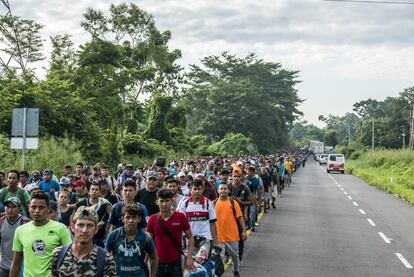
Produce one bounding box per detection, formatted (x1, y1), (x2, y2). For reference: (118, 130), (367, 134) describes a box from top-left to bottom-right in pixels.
(239, 260), (244, 267)
(272, 202), (276, 209)
(234, 271), (240, 277)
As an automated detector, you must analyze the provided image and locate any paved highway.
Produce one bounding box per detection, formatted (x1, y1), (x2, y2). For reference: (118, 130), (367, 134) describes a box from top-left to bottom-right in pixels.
(224, 159), (414, 277)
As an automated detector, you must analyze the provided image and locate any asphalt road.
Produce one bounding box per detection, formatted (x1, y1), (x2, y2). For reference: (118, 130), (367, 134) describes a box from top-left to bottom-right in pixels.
(224, 159), (414, 277)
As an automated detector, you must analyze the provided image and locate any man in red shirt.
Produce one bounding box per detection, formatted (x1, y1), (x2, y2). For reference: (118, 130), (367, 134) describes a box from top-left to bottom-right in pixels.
(147, 189), (195, 277)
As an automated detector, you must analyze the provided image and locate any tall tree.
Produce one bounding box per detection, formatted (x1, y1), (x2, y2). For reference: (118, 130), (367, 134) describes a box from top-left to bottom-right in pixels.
(186, 52), (302, 153)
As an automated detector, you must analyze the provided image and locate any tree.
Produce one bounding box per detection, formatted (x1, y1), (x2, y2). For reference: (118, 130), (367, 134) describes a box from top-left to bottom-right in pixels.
(0, 15), (44, 74)
(186, 52), (302, 153)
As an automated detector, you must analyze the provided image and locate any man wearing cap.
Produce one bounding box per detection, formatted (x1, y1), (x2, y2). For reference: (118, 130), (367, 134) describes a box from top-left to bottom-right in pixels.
(119, 164), (136, 187)
(73, 179), (88, 203)
(0, 197), (30, 276)
(134, 171), (159, 216)
(76, 181), (112, 247)
(0, 170), (30, 217)
(38, 169), (60, 201)
(54, 177), (76, 204)
(10, 191), (72, 277)
(51, 206), (116, 277)
(177, 171), (190, 197)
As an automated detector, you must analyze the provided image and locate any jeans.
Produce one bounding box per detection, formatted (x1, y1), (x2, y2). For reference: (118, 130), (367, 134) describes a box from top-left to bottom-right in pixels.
(156, 259), (182, 277)
(218, 242), (240, 273)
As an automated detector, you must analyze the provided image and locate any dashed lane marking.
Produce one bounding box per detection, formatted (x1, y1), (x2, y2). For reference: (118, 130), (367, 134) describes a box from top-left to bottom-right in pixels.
(344, 191), (348, 195)
(347, 196), (353, 200)
(367, 218), (376, 226)
(353, 201), (359, 207)
(378, 232), (392, 244)
(395, 253), (413, 269)
(358, 209), (366, 215)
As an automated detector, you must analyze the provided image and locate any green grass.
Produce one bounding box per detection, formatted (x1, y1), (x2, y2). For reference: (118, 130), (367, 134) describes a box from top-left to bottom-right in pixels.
(346, 149), (414, 204)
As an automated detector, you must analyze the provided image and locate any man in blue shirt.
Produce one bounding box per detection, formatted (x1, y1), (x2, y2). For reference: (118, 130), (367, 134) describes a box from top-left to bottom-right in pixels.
(106, 205), (158, 277)
(38, 169), (60, 201)
(109, 180), (148, 231)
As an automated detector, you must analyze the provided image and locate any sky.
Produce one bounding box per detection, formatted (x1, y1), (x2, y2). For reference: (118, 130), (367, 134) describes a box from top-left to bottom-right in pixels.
(3, 0), (414, 127)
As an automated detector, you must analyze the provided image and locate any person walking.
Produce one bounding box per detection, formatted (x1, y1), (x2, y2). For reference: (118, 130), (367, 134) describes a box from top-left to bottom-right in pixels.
(51, 206), (116, 276)
(215, 183), (247, 277)
(9, 191), (72, 277)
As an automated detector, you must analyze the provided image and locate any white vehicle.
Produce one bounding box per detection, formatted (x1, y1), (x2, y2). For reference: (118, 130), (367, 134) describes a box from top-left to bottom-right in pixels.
(319, 154), (328, 165)
(315, 154), (321, 161)
(327, 154), (345, 174)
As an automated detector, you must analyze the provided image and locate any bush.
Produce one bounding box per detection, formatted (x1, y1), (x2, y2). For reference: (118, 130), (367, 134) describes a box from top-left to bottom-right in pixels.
(207, 133), (257, 156)
(0, 135), (83, 176)
(121, 133), (171, 158)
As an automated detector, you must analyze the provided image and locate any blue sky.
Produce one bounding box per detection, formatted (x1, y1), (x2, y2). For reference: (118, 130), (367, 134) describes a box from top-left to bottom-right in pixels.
(5, 0), (414, 127)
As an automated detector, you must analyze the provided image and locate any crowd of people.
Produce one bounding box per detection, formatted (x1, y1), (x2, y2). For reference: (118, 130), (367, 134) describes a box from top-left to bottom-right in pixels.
(0, 152), (308, 277)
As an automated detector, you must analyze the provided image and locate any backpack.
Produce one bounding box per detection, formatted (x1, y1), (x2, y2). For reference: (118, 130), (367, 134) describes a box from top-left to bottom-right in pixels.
(54, 244), (106, 276)
(111, 228), (151, 252)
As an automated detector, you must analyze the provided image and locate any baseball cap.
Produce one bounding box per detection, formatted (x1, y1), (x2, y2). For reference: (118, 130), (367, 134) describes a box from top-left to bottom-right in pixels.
(236, 161), (243, 166)
(177, 171), (186, 178)
(125, 164), (134, 169)
(133, 171), (142, 179)
(43, 169), (53, 176)
(195, 173), (205, 181)
(73, 206), (98, 224)
(232, 167), (243, 176)
(74, 179), (86, 187)
(146, 171), (158, 179)
(4, 197), (21, 207)
(208, 160), (215, 165)
(59, 177), (71, 186)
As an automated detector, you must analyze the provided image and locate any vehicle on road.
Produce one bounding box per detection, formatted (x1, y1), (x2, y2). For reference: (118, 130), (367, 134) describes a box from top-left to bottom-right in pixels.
(319, 154), (328, 165)
(327, 154), (345, 174)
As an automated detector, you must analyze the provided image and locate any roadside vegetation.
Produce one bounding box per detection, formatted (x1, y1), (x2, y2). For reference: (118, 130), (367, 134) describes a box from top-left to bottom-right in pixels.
(346, 150), (414, 204)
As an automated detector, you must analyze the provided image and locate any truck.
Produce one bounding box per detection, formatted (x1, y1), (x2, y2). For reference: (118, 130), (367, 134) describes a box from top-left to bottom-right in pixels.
(310, 140), (324, 155)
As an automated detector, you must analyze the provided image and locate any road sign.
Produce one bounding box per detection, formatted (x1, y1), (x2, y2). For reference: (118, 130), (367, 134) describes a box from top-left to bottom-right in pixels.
(10, 137), (38, 149)
(12, 108), (39, 137)
(247, 143), (254, 152)
(11, 108), (39, 170)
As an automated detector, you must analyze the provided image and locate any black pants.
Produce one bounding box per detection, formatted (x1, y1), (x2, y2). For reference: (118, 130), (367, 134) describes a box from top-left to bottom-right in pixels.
(156, 259), (182, 277)
(238, 238), (244, 261)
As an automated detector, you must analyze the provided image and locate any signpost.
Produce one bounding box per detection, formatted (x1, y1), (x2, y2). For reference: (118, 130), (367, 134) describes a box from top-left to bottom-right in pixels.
(11, 108), (39, 170)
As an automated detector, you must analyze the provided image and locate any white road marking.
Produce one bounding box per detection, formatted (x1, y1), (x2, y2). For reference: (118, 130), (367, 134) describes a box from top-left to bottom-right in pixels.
(358, 209), (366, 215)
(353, 201), (359, 206)
(367, 218), (376, 226)
(340, 188), (344, 191)
(344, 191), (348, 195)
(395, 253), (413, 269)
(347, 196), (353, 200)
(378, 232), (392, 244)
(351, 190), (357, 195)
(337, 184), (341, 188)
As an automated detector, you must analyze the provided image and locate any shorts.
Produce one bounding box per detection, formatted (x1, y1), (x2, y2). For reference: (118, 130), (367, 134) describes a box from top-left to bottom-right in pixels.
(263, 192), (270, 200)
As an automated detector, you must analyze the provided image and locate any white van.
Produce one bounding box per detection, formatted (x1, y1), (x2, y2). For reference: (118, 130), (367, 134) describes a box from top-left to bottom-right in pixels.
(327, 154), (345, 174)
(319, 154), (328, 165)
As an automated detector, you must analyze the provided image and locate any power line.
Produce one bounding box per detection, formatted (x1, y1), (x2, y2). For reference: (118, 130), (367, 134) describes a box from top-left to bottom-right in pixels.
(324, 0), (414, 4)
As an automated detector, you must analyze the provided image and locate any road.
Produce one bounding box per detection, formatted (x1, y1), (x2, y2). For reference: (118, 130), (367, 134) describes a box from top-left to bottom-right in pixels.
(224, 159), (414, 277)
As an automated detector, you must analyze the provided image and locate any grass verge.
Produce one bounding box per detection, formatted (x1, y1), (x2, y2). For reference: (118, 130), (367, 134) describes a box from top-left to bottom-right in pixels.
(346, 149), (414, 204)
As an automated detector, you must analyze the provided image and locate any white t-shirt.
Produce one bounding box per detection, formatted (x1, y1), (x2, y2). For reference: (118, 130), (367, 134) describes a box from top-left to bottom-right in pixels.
(177, 196), (216, 240)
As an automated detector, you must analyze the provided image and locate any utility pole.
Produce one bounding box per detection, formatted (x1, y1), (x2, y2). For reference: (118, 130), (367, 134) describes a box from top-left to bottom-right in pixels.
(409, 103), (414, 149)
(348, 121), (351, 148)
(372, 118), (375, 151)
(401, 126), (406, 149)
